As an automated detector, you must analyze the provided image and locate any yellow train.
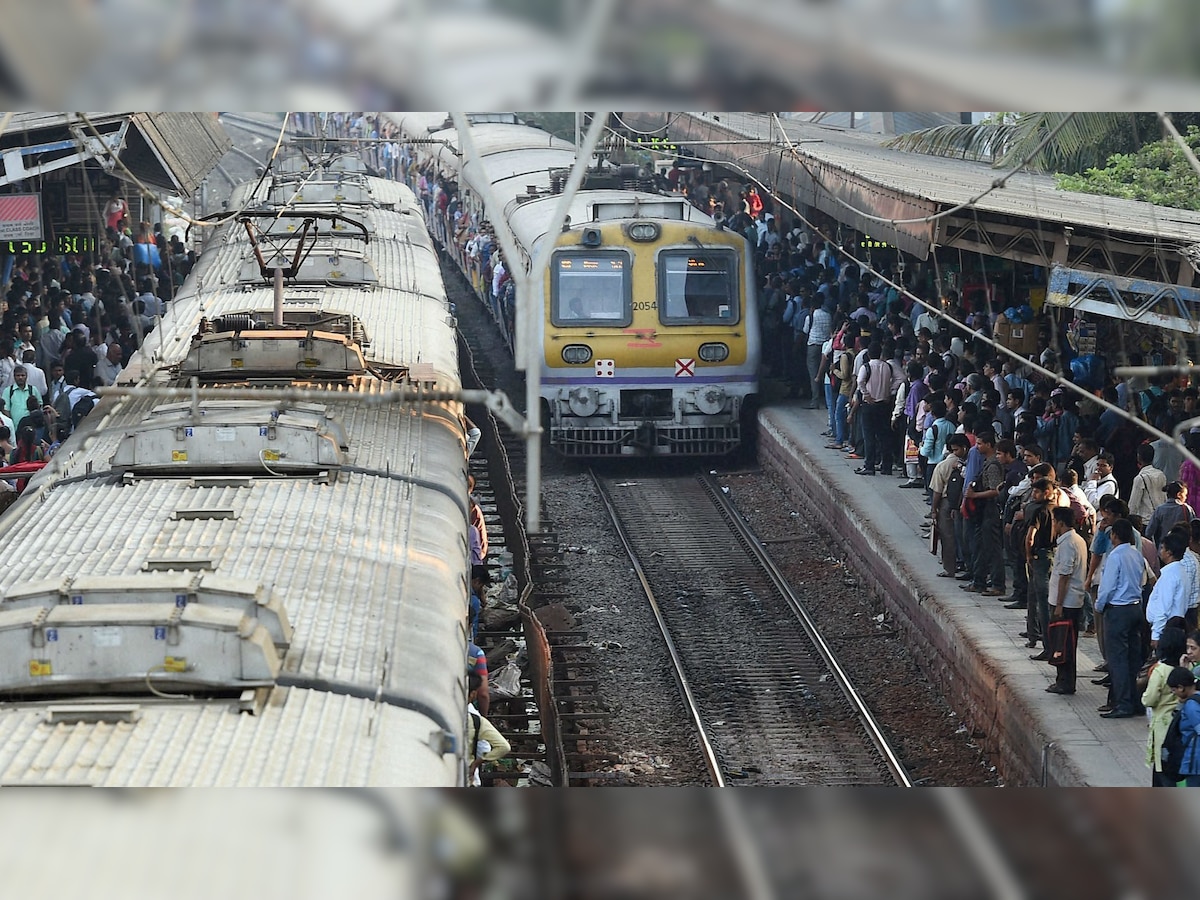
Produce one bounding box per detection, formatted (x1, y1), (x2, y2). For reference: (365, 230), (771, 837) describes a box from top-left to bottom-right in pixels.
(394, 113), (760, 456)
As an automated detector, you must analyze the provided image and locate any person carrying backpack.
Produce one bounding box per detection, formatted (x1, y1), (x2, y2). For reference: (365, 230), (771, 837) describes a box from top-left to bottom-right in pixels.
(1161, 666), (1200, 786)
(781, 291), (812, 400)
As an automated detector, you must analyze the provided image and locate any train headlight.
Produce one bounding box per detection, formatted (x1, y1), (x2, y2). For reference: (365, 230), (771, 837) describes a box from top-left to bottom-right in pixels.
(698, 342), (729, 362)
(627, 222), (660, 242)
(562, 344), (593, 364)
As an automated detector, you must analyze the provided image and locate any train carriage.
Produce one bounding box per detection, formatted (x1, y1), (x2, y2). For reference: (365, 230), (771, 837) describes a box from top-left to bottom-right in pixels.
(0, 156), (473, 785)
(394, 113), (760, 457)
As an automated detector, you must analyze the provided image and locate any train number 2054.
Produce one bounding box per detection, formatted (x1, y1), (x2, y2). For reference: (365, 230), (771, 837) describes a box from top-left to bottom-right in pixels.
(632, 301), (657, 311)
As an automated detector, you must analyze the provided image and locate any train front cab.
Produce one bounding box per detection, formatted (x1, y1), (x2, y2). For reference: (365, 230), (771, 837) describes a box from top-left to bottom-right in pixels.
(541, 218), (759, 457)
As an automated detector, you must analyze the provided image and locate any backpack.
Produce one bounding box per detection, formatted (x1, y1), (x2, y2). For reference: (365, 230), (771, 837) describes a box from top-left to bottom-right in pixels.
(1161, 694), (1200, 782)
(52, 389), (73, 426)
(944, 464), (965, 509)
(1065, 490), (1094, 536)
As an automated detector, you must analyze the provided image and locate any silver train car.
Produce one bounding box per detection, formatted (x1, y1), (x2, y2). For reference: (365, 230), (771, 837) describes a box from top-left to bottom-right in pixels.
(0, 155), (472, 785)
(394, 113), (760, 457)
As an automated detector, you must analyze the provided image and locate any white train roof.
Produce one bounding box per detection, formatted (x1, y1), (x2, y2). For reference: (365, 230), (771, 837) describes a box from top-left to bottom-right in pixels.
(152, 183), (457, 385)
(0, 164), (469, 786)
(0, 413), (467, 784)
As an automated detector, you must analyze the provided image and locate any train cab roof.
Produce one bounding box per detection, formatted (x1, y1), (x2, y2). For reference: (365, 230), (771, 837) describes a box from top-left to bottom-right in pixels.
(507, 188), (718, 255)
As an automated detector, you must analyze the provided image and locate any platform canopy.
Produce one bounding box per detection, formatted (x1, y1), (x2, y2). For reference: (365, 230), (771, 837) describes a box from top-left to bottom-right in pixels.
(0, 113), (231, 195)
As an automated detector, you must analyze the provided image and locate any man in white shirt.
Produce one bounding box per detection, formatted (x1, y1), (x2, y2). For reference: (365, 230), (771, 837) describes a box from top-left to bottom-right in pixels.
(1077, 438), (1101, 483)
(1046, 505), (1089, 695)
(913, 303), (939, 337)
(1148, 530), (1192, 647)
(491, 257), (507, 303)
(855, 342), (895, 476)
(94, 343), (124, 387)
(19, 349), (45, 398)
(1129, 443), (1167, 524)
(137, 278), (163, 317)
(1084, 453), (1119, 508)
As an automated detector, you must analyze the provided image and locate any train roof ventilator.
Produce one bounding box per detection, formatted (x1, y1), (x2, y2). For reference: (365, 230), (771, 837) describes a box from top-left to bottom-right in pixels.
(111, 402), (347, 475)
(0, 602), (280, 695)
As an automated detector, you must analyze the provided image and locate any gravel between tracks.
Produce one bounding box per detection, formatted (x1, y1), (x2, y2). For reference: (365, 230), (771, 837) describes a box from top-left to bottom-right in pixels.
(542, 466), (1001, 786)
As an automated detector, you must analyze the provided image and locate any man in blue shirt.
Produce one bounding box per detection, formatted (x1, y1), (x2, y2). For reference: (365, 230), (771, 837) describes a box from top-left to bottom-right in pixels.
(1095, 518), (1149, 718)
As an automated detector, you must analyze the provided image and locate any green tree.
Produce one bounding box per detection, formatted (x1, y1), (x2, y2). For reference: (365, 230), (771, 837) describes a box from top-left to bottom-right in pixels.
(884, 112), (1200, 176)
(516, 113), (577, 142)
(1054, 125), (1200, 211)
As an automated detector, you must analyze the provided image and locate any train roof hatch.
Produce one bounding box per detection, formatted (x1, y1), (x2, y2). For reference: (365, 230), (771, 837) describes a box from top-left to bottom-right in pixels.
(3, 573), (292, 650)
(0, 601), (280, 697)
(181, 325), (370, 381)
(110, 401), (347, 476)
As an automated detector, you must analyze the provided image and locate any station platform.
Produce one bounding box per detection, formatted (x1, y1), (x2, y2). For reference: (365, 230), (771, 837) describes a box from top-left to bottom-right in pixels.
(757, 401), (1150, 787)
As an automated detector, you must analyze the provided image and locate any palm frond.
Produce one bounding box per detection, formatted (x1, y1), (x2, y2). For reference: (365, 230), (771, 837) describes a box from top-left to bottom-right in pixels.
(995, 112), (1129, 173)
(884, 123), (1010, 164)
(884, 113), (1133, 174)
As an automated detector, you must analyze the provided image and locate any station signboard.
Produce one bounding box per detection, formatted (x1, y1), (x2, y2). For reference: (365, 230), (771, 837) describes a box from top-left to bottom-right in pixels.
(0, 194), (42, 241)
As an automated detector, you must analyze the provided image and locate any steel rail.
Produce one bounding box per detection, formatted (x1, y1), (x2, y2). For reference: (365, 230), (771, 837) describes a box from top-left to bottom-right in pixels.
(699, 474), (913, 787)
(590, 469), (727, 787)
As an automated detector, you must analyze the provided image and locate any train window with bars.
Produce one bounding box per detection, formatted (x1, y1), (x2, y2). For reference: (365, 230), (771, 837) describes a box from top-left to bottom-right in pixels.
(550, 251), (632, 327)
(658, 251), (738, 323)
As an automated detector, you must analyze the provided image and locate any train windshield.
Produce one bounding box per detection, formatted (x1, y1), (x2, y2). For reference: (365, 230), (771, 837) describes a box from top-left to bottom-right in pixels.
(551, 252), (631, 326)
(658, 251), (738, 323)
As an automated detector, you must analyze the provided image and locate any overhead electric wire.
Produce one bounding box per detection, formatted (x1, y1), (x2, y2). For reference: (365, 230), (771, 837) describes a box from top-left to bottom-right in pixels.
(705, 151), (1200, 474)
(637, 110), (1200, 464)
(75, 112), (292, 230)
(611, 112), (681, 136)
(769, 111), (1081, 228)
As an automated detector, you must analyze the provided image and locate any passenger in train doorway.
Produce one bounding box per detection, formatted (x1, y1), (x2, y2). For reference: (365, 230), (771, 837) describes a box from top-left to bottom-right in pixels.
(469, 565), (492, 644)
(467, 475), (489, 567)
(468, 641), (490, 717)
(464, 415), (481, 458)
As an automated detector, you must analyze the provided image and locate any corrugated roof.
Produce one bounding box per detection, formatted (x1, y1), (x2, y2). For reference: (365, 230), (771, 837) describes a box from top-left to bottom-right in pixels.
(2, 112), (230, 195)
(0, 170), (469, 786)
(0, 693), (456, 785)
(621, 112), (1200, 258)
(126, 113), (233, 195)
(0, 453), (467, 695)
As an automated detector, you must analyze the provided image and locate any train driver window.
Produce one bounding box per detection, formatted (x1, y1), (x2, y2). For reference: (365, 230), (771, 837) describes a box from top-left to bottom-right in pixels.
(658, 251), (738, 323)
(551, 253), (631, 326)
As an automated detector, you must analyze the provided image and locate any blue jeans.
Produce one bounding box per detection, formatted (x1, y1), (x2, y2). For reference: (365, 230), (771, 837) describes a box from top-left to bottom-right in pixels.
(834, 394), (850, 446)
(825, 382), (836, 434)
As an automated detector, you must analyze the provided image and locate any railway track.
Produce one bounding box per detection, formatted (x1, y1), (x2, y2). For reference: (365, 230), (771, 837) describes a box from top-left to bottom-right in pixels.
(593, 471), (911, 786)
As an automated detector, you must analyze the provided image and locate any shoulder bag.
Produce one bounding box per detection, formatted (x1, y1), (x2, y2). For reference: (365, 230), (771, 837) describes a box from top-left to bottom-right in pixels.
(1046, 618), (1075, 667)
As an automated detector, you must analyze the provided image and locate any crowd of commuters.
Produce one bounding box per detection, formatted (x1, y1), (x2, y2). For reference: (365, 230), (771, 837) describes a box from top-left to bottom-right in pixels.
(742, 209), (1200, 785)
(0, 190), (194, 499)
(377, 120), (1200, 785)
